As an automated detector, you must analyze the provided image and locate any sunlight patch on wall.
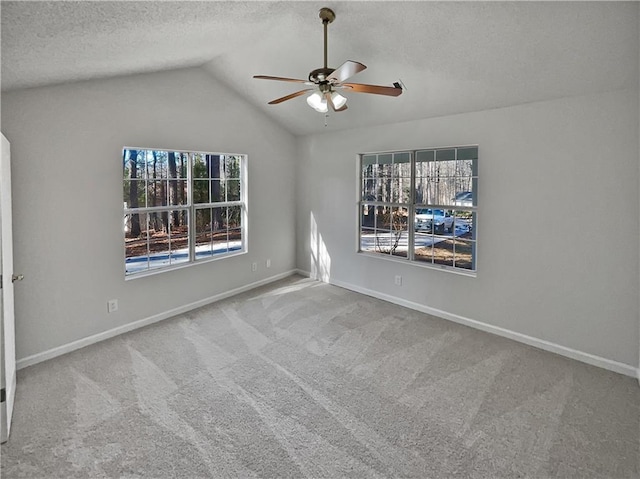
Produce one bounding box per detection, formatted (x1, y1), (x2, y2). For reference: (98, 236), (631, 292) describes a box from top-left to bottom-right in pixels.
(310, 212), (331, 282)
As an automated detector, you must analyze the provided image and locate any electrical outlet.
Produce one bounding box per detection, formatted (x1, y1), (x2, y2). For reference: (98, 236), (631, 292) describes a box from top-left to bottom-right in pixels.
(107, 299), (118, 313)
(266, 258), (271, 268)
(394, 275), (402, 286)
(251, 262), (258, 272)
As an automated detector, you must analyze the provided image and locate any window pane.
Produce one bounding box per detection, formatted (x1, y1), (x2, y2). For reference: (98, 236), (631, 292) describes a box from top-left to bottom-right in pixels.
(195, 208), (213, 260)
(362, 178), (378, 201)
(212, 207), (226, 231)
(399, 162), (412, 178)
(378, 153), (392, 165)
(414, 241), (433, 264)
(228, 228), (242, 253)
(454, 239), (475, 270)
(362, 155), (376, 166)
(143, 181), (161, 207)
(193, 180), (210, 204)
(225, 156), (241, 179)
(391, 179), (401, 203)
(390, 162), (402, 178)
(153, 152), (169, 179)
(376, 206), (393, 229)
(433, 237), (455, 267)
(415, 208), (454, 234)
(397, 177), (411, 203)
(361, 205), (375, 228)
(457, 147), (478, 161)
(390, 207), (408, 257)
(373, 231), (393, 254)
(195, 207), (211, 231)
(212, 230), (228, 255)
(124, 149), (148, 180)
(210, 180), (224, 203)
(436, 149), (455, 161)
(423, 179), (440, 205)
(175, 153), (189, 178)
(167, 179), (187, 206)
(123, 179), (146, 208)
(414, 176), (428, 204)
(452, 210), (473, 236)
(193, 154), (208, 179)
(394, 152), (410, 164)
(169, 210), (189, 265)
(228, 206), (242, 229)
(125, 214), (150, 274)
(416, 150), (434, 163)
(227, 179), (241, 201)
(209, 155), (224, 180)
(433, 177), (457, 205)
(360, 227), (376, 253)
(379, 180), (392, 203)
(438, 160), (457, 178)
(362, 163), (376, 179)
(147, 216), (171, 271)
(457, 159), (474, 181)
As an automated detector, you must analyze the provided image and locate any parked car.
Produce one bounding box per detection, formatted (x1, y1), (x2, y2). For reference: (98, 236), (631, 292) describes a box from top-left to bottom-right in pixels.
(415, 208), (454, 233)
(453, 191), (474, 207)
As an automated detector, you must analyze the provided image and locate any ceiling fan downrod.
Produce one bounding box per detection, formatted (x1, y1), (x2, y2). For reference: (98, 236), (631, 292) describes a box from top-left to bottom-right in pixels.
(319, 7), (335, 70)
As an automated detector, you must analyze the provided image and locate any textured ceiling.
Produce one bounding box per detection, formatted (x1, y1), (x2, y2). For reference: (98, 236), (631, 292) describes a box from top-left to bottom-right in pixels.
(2, 1), (638, 136)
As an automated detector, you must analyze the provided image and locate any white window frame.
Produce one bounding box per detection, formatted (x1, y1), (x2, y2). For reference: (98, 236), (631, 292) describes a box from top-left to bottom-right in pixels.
(358, 145), (478, 275)
(123, 147), (248, 278)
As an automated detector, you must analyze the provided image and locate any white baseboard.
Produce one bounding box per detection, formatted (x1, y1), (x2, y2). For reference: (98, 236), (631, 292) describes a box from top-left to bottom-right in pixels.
(17, 270), (297, 370)
(297, 269), (639, 379)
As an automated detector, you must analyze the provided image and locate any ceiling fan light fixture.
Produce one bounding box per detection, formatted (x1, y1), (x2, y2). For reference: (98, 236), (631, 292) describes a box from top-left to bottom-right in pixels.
(307, 91), (328, 112)
(330, 91), (347, 109)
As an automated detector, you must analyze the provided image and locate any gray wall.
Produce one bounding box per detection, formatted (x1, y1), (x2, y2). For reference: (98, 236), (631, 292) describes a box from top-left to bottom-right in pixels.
(1, 67), (297, 360)
(2, 65), (639, 374)
(295, 88), (640, 369)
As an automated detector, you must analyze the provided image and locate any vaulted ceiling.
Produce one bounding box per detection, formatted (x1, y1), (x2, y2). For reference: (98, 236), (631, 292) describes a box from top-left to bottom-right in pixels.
(2, 1), (638, 136)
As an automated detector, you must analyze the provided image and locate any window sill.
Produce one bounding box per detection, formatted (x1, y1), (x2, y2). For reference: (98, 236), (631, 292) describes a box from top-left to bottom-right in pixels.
(125, 249), (247, 280)
(357, 250), (477, 278)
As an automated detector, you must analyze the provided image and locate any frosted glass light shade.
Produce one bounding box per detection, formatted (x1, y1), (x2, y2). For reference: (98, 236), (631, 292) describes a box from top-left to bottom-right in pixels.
(306, 91), (328, 113)
(331, 91), (347, 109)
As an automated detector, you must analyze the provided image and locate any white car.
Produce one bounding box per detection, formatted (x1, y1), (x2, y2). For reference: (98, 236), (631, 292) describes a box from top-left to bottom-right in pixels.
(453, 191), (474, 207)
(415, 208), (454, 234)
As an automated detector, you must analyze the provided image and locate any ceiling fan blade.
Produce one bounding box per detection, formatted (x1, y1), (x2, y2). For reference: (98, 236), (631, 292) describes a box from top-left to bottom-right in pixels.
(254, 75), (311, 84)
(268, 89), (313, 105)
(326, 61), (366, 83)
(341, 82), (403, 97)
(325, 92), (348, 112)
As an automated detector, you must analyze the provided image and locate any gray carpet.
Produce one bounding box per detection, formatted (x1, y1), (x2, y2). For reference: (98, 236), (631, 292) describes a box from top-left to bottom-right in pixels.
(1, 275), (638, 478)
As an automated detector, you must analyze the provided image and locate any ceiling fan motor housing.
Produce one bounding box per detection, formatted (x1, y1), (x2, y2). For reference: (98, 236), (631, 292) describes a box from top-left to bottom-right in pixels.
(308, 67), (335, 84)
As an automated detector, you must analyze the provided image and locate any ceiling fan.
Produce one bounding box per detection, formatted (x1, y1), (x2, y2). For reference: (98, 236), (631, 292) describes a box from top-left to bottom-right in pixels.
(253, 7), (403, 113)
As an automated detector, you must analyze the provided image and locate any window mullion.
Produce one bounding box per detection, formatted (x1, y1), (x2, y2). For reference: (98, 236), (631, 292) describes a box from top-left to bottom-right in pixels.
(408, 150), (415, 261)
(187, 152), (195, 263)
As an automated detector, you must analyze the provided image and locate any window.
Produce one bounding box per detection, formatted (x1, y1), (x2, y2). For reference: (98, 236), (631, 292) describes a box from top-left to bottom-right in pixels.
(123, 148), (247, 276)
(359, 146), (477, 273)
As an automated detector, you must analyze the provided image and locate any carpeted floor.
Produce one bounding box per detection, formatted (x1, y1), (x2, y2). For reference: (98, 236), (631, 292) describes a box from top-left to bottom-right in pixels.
(1, 275), (638, 478)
